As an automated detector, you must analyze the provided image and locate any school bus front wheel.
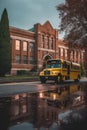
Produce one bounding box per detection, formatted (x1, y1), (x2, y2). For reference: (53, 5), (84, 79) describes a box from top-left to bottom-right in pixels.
(55, 74), (63, 84)
(40, 76), (46, 83)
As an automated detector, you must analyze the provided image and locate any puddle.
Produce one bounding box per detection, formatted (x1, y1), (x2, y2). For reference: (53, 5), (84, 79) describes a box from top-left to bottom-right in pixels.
(0, 84), (87, 130)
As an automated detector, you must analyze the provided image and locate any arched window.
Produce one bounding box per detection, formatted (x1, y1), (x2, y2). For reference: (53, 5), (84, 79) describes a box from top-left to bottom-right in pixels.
(51, 37), (54, 49)
(47, 36), (49, 49)
(42, 34), (44, 48)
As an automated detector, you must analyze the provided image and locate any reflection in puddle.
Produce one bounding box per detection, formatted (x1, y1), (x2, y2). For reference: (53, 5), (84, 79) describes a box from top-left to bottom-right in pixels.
(0, 84), (87, 130)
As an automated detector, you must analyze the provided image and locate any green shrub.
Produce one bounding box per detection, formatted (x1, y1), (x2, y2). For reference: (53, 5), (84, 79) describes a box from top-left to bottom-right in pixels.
(17, 70), (27, 75)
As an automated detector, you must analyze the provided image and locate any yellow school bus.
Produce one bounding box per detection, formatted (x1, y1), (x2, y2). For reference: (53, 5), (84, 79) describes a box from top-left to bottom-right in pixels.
(39, 59), (81, 83)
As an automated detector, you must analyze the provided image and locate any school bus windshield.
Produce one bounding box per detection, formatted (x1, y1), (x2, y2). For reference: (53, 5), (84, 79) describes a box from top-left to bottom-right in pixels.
(46, 60), (61, 68)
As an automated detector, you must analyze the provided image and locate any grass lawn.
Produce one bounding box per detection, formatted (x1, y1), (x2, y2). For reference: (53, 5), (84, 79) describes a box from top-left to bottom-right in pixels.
(0, 75), (39, 83)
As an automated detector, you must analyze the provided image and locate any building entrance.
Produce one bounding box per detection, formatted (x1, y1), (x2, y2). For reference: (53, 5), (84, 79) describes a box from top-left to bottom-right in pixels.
(43, 55), (52, 69)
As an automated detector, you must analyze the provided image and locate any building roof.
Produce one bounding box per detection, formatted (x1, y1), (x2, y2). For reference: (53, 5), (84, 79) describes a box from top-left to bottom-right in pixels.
(28, 27), (35, 32)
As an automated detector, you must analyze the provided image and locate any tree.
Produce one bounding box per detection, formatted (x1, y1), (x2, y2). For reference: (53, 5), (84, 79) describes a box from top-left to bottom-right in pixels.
(0, 8), (12, 76)
(56, 0), (87, 73)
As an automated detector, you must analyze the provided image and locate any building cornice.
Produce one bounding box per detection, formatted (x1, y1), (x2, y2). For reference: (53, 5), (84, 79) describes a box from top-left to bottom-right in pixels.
(10, 26), (35, 34)
(38, 47), (55, 52)
(11, 35), (35, 42)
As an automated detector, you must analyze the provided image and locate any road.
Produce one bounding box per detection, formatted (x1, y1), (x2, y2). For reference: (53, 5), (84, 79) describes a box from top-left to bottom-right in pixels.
(0, 81), (57, 97)
(0, 79), (87, 97)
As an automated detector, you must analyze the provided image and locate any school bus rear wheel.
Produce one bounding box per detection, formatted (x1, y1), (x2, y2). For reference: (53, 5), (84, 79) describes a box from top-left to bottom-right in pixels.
(74, 75), (80, 82)
(77, 74), (81, 81)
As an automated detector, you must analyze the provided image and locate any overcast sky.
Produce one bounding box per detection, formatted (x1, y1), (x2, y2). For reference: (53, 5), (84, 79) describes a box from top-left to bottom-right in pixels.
(0, 0), (65, 38)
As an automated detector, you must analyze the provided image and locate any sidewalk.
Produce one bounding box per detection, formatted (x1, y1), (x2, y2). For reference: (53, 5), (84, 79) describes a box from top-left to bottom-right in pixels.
(81, 77), (87, 79)
(0, 77), (39, 84)
(80, 77), (87, 80)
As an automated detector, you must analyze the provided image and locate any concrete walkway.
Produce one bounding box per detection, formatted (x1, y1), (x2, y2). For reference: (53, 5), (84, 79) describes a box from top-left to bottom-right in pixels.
(0, 77), (39, 84)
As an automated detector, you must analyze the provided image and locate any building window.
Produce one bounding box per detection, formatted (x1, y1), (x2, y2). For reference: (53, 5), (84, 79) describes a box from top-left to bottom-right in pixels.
(23, 55), (28, 64)
(58, 48), (61, 57)
(16, 55), (21, 64)
(63, 48), (65, 58)
(76, 51), (78, 62)
(30, 42), (34, 52)
(15, 40), (20, 50)
(72, 50), (74, 61)
(61, 48), (63, 57)
(65, 49), (67, 58)
(51, 37), (54, 49)
(81, 52), (84, 61)
(47, 36), (49, 49)
(42, 34), (44, 48)
(23, 41), (28, 51)
(80, 52), (82, 60)
(30, 56), (34, 64)
(70, 51), (73, 61)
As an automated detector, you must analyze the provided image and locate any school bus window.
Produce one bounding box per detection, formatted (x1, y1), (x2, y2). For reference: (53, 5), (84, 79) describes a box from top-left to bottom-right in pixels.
(71, 64), (80, 70)
(47, 62), (61, 68)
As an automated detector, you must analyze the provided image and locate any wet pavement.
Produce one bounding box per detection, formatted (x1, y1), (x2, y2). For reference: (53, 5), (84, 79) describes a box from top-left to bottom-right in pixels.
(0, 82), (87, 130)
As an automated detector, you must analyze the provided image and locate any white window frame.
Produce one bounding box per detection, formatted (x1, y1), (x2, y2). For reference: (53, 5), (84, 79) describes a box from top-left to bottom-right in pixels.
(23, 41), (28, 51)
(15, 40), (20, 50)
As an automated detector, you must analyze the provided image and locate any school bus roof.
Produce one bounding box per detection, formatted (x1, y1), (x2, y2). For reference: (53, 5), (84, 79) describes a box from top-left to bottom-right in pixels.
(71, 62), (80, 66)
(47, 59), (80, 66)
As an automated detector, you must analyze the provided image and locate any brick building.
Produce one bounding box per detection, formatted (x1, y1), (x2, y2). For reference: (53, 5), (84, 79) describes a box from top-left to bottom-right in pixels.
(10, 21), (84, 75)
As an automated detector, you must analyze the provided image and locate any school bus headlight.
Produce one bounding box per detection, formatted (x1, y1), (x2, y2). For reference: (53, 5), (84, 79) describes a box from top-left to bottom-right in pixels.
(40, 71), (44, 75)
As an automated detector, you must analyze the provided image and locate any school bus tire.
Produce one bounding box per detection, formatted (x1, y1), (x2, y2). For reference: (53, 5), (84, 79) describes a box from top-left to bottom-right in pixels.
(77, 74), (81, 81)
(56, 74), (63, 84)
(40, 77), (46, 83)
(74, 74), (80, 82)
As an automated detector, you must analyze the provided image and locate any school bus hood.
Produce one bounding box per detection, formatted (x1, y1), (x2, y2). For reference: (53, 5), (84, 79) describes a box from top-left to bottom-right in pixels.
(43, 68), (61, 71)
